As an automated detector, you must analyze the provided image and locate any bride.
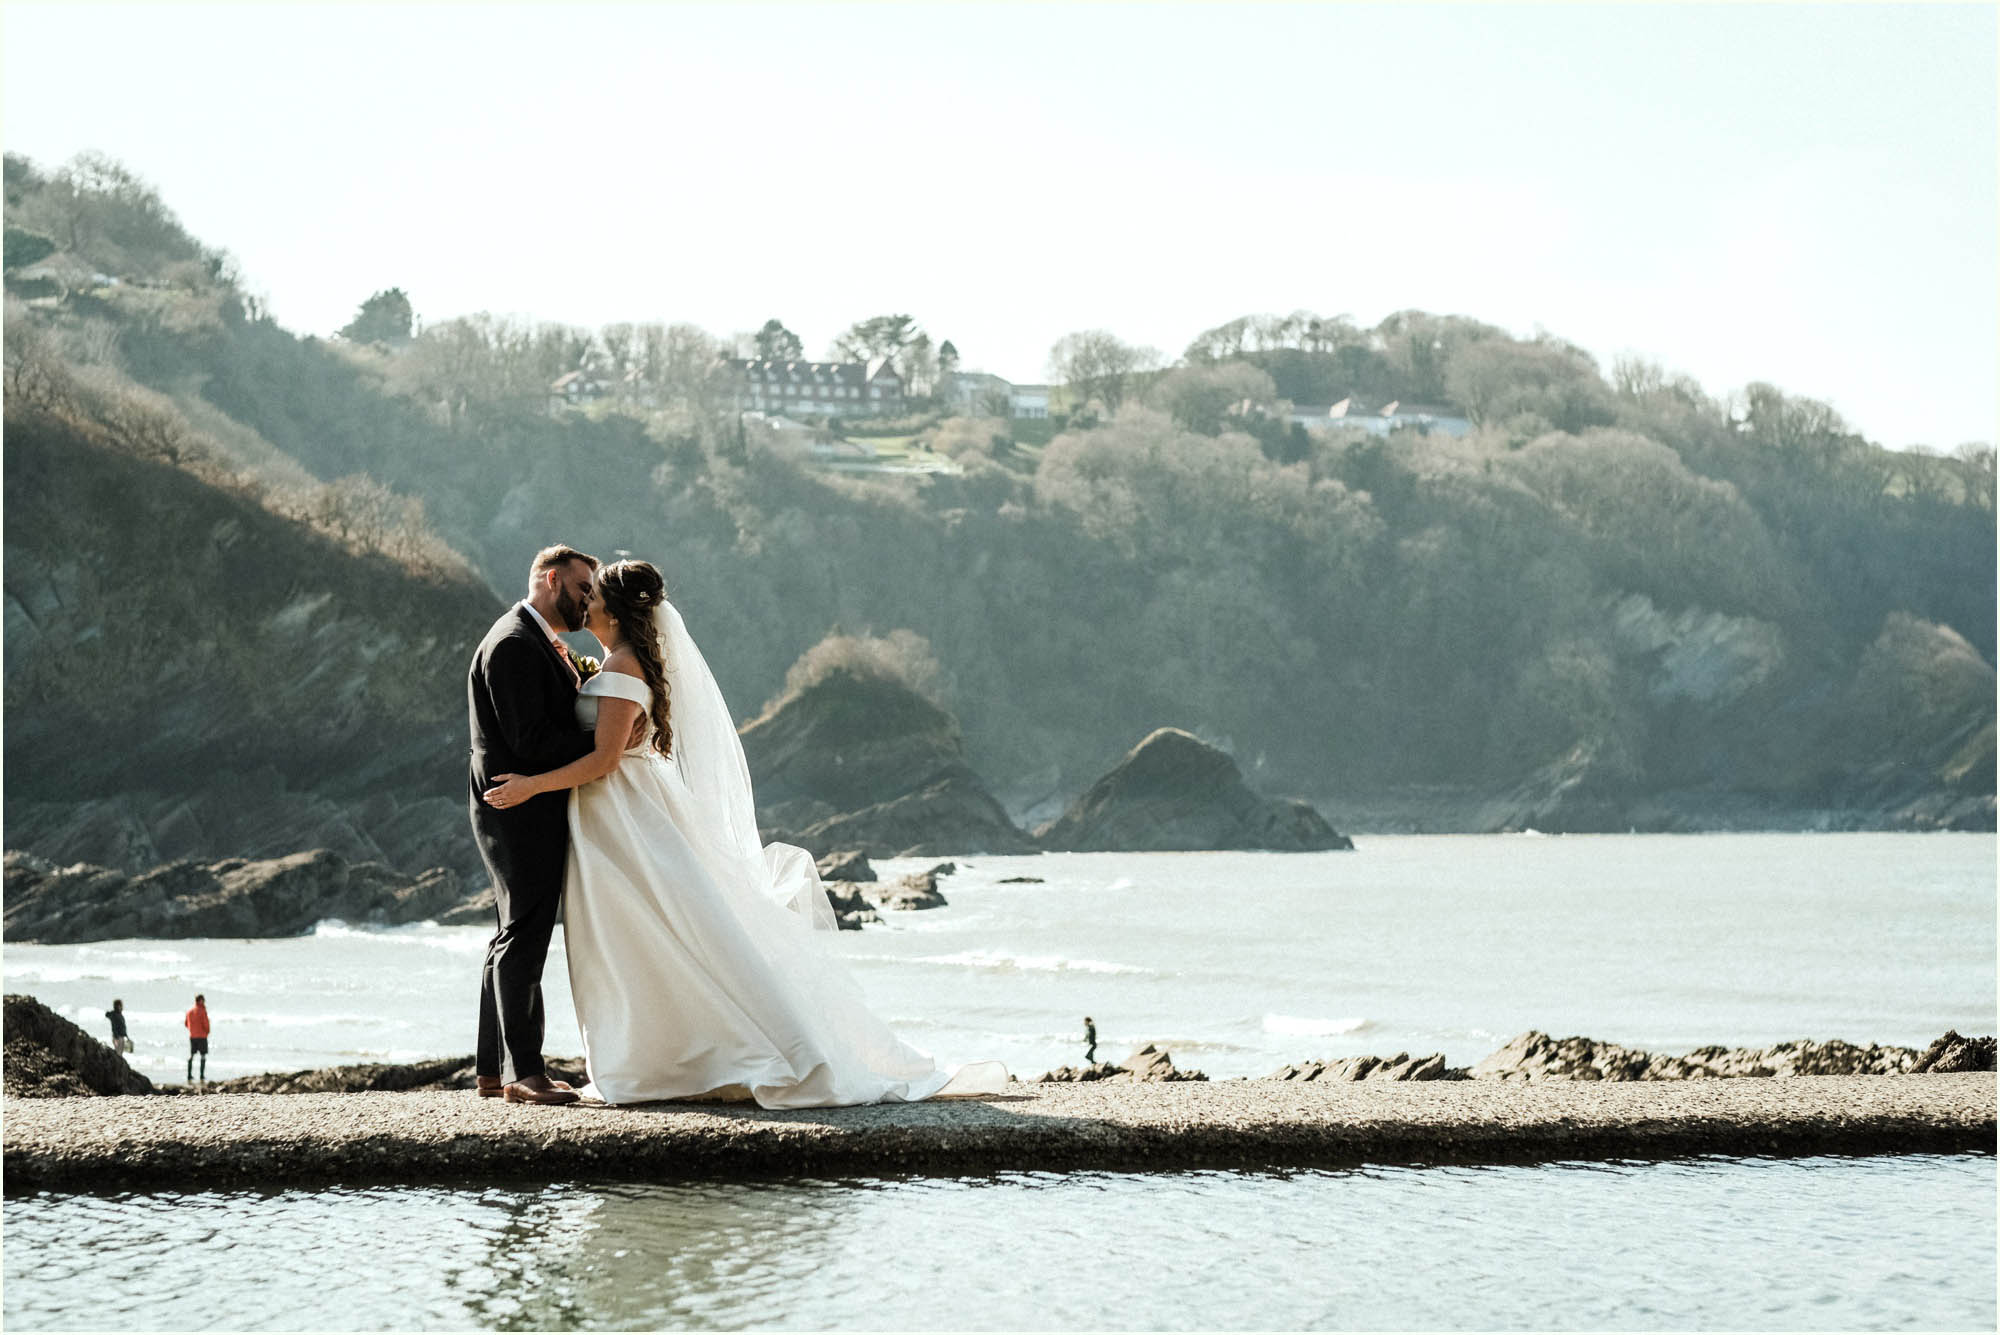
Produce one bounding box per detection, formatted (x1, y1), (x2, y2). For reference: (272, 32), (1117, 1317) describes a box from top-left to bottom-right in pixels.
(480, 558), (1005, 1107)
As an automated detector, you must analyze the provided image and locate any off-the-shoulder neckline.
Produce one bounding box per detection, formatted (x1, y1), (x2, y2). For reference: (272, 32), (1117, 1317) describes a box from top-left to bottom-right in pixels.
(584, 669), (649, 691)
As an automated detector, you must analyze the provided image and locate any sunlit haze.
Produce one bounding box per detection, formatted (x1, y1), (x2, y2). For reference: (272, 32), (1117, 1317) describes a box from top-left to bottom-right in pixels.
(3, 2), (1994, 448)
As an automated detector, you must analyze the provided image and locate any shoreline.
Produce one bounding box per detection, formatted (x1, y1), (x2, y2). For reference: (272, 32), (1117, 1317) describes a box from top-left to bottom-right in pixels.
(6, 1075), (1992, 1196)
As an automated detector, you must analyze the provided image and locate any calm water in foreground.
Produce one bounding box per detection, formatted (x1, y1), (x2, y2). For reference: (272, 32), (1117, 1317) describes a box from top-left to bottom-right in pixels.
(3, 835), (1994, 1330)
(7, 1156), (1994, 1330)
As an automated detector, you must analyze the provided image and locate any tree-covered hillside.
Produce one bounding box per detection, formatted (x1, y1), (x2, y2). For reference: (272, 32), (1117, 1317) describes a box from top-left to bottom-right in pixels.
(6, 151), (1991, 830)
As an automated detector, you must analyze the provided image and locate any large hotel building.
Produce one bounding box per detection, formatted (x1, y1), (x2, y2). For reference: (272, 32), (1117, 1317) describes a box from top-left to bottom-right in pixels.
(719, 356), (905, 418)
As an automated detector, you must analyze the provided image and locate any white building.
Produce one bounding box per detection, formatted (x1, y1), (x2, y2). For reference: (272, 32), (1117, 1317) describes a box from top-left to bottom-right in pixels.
(943, 370), (1014, 417)
(1290, 398), (1470, 437)
(1009, 383), (1052, 419)
(941, 370), (1052, 420)
(720, 357), (904, 417)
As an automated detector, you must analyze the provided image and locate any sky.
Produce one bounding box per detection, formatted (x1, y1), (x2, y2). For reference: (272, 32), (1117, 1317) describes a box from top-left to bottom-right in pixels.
(3, 2), (1994, 449)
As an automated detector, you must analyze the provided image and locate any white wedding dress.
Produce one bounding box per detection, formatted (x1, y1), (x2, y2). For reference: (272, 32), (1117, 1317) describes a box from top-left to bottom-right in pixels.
(561, 602), (1006, 1108)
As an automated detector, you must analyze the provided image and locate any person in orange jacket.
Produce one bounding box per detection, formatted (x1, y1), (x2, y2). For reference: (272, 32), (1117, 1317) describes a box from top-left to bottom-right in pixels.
(184, 995), (210, 1084)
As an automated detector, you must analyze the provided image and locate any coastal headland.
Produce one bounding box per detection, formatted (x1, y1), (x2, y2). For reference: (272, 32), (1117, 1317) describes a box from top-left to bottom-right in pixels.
(6, 1075), (1992, 1195)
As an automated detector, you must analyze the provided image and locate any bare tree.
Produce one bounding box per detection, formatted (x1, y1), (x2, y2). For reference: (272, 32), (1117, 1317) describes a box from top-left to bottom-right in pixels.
(1047, 330), (1161, 414)
(600, 322), (637, 377)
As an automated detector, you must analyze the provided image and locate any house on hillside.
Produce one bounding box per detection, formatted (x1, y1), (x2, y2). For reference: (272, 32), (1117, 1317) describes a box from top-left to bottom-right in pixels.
(1009, 383), (1051, 419)
(941, 369), (1052, 419)
(548, 369), (609, 414)
(944, 370), (1013, 417)
(719, 356), (904, 418)
(1290, 399), (1470, 437)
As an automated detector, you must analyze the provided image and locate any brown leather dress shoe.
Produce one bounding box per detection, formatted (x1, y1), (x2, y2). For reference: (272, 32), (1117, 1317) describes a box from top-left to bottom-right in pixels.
(478, 1075), (574, 1098)
(503, 1076), (580, 1105)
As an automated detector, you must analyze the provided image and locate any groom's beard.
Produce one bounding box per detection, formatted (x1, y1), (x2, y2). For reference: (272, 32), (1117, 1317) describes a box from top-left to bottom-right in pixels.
(554, 587), (587, 632)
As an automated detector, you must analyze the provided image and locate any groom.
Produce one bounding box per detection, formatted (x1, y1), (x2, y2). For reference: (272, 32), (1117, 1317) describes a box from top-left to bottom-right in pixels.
(467, 543), (600, 1106)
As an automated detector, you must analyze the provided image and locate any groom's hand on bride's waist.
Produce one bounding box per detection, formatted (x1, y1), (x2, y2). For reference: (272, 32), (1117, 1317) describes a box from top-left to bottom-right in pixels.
(482, 773), (539, 810)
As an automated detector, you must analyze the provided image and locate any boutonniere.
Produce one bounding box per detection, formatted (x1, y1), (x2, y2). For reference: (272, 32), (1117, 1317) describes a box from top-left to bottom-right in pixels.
(569, 648), (600, 681)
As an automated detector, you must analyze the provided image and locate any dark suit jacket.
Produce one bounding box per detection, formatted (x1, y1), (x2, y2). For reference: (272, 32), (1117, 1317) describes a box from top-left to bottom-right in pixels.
(467, 606), (597, 910)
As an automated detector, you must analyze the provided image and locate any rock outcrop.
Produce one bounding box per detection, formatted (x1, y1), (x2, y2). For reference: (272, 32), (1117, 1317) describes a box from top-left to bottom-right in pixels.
(1036, 728), (1353, 852)
(435, 887), (497, 927)
(1267, 1053), (1467, 1082)
(1038, 1043), (1207, 1083)
(1468, 1030), (1929, 1081)
(742, 667), (968, 811)
(815, 850), (877, 883)
(2, 994), (154, 1097)
(1476, 743), (1639, 835)
(821, 866), (952, 929)
(822, 884), (881, 931)
(3, 848), (471, 943)
(1911, 1030), (1998, 1074)
(866, 868), (948, 911)
(793, 772), (1038, 858)
(1264, 1031), (1997, 1085)
(743, 667), (1035, 857)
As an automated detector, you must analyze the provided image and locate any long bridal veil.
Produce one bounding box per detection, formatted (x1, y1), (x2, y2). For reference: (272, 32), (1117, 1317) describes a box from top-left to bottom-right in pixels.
(653, 599), (837, 930)
(645, 600), (1007, 1100)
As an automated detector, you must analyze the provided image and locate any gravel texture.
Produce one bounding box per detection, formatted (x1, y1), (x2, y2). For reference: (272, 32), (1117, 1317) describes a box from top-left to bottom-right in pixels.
(5, 1074), (1991, 1194)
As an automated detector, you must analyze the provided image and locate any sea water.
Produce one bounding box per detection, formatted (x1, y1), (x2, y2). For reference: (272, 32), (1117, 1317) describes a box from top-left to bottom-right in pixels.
(9, 835), (1992, 1082)
(4, 834), (1994, 1330)
(6, 1157), (1993, 1330)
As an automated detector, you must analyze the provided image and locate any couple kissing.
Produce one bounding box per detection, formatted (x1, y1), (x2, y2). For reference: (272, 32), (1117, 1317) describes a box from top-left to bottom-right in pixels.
(465, 544), (1005, 1107)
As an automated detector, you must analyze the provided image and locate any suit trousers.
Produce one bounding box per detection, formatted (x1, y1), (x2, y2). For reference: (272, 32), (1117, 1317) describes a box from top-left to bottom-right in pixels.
(473, 791), (571, 1084)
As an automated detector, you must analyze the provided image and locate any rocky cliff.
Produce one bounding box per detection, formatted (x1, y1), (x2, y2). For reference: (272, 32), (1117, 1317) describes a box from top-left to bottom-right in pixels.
(1037, 728), (1353, 852)
(3, 413), (501, 880)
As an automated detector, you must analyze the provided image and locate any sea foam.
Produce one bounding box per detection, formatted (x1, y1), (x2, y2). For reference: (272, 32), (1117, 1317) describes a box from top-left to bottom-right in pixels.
(915, 949), (1148, 976)
(1262, 1014), (1371, 1036)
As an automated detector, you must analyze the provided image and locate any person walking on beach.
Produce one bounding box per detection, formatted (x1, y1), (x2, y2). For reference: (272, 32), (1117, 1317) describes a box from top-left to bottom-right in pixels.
(106, 999), (132, 1054)
(1084, 1016), (1098, 1064)
(184, 995), (210, 1084)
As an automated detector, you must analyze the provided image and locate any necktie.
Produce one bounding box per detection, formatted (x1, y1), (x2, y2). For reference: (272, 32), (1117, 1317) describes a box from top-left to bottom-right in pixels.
(550, 632), (580, 688)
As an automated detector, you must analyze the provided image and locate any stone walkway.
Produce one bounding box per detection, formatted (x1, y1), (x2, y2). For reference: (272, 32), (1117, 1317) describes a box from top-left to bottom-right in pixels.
(5, 1075), (1992, 1194)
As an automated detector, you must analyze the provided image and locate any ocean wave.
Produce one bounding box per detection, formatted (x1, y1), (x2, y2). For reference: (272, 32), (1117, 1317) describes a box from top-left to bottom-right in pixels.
(6, 963), (186, 985)
(73, 946), (195, 964)
(237, 1012), (384, 1029)
(1262, 1014), (1371, 1037)
(913, 949), (1149, 976)
(309, 922), (490, 954)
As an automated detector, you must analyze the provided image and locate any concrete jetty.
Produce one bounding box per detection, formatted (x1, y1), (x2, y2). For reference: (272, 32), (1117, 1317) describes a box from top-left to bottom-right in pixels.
(5, 1075), (1992, 1194)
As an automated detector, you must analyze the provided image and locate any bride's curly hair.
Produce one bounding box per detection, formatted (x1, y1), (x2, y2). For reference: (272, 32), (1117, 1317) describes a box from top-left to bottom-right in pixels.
(594, 559), (673, 758)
